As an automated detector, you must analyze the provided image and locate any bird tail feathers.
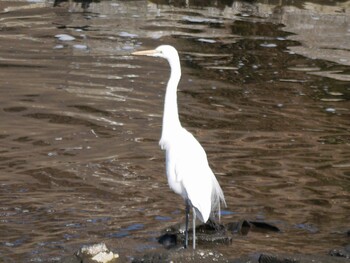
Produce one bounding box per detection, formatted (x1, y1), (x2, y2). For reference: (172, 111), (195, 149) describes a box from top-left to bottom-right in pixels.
(210, 176), (226, 223)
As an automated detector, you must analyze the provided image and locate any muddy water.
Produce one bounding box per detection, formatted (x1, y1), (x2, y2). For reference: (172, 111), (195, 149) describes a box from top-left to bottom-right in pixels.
(0, 0), (349, 262)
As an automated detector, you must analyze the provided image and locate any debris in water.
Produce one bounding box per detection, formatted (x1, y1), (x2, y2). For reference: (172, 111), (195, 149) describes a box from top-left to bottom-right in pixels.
(55, 34), (75, 41)
(260, 43), (277, 48)
(325, 108), (336, 113)
(73, 44), (88, 50)
(197, 38), (216, 44)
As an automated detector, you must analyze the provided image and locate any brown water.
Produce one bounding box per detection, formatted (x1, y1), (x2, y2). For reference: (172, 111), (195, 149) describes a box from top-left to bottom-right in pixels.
(0, 0), (349, 262)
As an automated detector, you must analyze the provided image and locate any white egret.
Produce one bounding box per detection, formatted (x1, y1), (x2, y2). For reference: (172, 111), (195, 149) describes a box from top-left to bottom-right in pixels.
(132, 45), (226, 249)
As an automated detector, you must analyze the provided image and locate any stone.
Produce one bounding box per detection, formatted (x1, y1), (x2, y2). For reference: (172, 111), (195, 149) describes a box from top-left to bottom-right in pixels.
(60, 243), (119, 263)
(329, 244), (350, 259)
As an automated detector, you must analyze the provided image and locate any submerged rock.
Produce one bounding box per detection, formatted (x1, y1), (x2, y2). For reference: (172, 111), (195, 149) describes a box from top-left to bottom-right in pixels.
(226, 220), (280, 235)
(158, 220), (232, 249)
(329, 244), (350, 259)
(158, 233), (177, 249)
(158, 219), (280, 249)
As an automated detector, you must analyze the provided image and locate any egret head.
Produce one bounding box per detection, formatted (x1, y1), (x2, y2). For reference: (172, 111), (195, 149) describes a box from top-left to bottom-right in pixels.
(132, 45), (181, 76)
(132, 45), (179, 60)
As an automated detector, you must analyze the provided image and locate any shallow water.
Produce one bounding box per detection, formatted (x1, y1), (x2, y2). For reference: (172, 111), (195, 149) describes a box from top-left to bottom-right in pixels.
(0, 0), (349, 262)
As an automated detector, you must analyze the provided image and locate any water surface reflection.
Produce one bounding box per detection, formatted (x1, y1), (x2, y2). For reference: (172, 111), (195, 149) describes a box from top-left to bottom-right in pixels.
(0, 0), (349, 261)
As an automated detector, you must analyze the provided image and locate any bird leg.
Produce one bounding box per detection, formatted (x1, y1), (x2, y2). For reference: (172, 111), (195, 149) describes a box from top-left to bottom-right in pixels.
(184, 199), (190, 249)
(192, 207), (196, 250)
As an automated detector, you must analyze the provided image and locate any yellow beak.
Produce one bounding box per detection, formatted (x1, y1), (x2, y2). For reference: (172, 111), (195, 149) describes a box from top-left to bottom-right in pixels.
(132, 49), (158, 56)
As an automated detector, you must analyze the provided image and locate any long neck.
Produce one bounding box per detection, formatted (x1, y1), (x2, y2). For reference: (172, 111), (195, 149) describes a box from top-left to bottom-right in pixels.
(160, 57), (182, 143)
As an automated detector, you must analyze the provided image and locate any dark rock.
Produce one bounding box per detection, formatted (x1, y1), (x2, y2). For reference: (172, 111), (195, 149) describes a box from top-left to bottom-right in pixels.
(329, 244), (350, 259)
(132, 249), (229, 263)
(226, 220), (251, 235)
(196, 220), (232, 245)
(259, 254), (299, 263)
(258, 253), (350, 263)
(158, 233), (177, 249)
(197, 231), (233, 245)
(158, 220), (232, 249)
(249, 221), (280, 233)
(226, 220), (280, 236)
(158, 219), (281, 249)
(197, 219), (226, 234)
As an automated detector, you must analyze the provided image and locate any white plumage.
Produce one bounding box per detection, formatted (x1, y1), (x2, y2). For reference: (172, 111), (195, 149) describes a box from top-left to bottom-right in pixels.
(132, 45), (226, 249)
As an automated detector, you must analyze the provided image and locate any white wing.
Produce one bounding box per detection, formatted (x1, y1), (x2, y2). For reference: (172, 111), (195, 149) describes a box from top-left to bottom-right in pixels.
(165, 128), (224, 223)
